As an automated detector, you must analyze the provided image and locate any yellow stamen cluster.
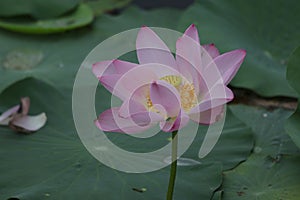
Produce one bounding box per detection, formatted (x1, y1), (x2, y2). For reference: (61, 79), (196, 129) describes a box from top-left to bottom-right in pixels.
(145, 75), (198, 115)
(146, 95), (153, 108)
(178, 83), (197, 112)
(160, 75), (182, 87)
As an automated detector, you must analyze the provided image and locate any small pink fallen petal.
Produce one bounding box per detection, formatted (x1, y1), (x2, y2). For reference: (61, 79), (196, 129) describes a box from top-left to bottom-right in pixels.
(212, 49), (246, 84)
(150, 80), (181, 117)
(136, 26), (177, 70)
(189, 105), (224, 125)
(20, 97), (30, 115)
(160, 110), (189, 132)
(10, 113), (47, 133)
(0, 105), (20, 125)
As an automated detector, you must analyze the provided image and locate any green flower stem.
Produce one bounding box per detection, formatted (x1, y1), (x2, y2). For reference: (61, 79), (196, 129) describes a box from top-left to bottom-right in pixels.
(167, 130), (178, 200)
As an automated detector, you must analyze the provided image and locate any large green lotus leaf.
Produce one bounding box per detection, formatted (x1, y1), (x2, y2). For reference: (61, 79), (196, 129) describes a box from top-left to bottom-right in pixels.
(223, 156), (300, 200)
(0, 78), (225, 200)
(0, 6), (182, 94)
(0, 0), (80, 19)
(178, 0), (300, 97)
(86, 0), (132, 16)
(285, 46), (300, 148)
(230, 105), (300, 156)
(182, 109), (254, 170)
(0, 79), (255, 199)
(0, 4), (94, 34)
(221, 105), (300, 199)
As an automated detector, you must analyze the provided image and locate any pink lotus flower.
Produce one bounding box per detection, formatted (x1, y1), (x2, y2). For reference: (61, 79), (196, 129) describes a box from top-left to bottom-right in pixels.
(93, 24), (246, 133)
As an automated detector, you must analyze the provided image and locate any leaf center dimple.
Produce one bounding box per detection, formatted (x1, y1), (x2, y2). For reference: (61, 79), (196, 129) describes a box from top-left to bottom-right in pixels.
(3, 49), (44, 70)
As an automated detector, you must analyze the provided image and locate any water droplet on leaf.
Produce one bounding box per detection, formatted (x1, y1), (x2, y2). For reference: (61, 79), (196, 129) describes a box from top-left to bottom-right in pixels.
(58, 62), (64, 68)
(263, 50), (272, 59)
(254, 146), (262, 153)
